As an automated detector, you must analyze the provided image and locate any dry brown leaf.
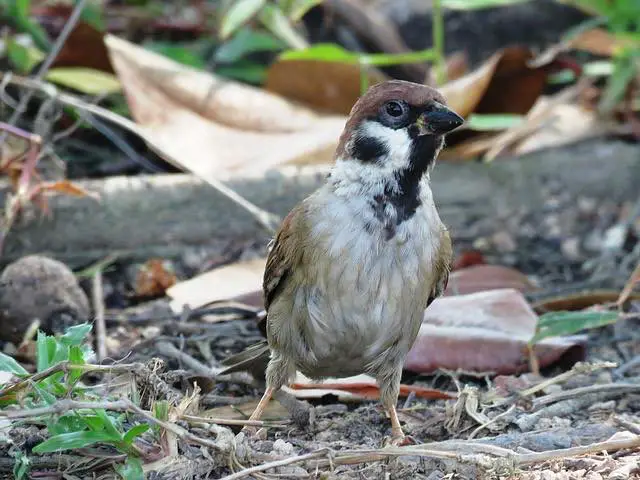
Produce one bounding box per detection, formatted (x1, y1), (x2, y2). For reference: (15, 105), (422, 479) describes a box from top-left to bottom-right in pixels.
(104, 35), (346, 179)
(265, 61), (387, 115)
(440, 46), (549, 119)
(511, 97), (601, 155)
(166, 258), (266, 313)
(134, 258), (177, 297)
(405, 288), (585, 375)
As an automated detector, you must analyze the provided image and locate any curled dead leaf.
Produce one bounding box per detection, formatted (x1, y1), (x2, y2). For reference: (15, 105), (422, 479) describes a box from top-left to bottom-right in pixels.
(135, 258), (177, 297)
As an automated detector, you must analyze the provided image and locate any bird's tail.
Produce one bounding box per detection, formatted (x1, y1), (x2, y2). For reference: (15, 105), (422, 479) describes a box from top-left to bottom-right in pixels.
(219, 340), (270, 376)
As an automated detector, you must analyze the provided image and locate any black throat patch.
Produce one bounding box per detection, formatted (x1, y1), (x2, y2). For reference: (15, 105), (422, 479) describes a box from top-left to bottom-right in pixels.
(368, 134), (442, 240)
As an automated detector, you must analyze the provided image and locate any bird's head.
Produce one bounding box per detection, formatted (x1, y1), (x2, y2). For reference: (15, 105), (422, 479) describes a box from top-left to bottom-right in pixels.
(334, 80), (463, 178)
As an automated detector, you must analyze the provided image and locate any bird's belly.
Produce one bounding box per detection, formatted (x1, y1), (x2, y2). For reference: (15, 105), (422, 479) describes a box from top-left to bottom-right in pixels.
(293, 238), (431, 379)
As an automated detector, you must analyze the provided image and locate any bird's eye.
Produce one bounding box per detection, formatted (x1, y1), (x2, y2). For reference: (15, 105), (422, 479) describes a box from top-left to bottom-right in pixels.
(385, 101), (404, 117)
(379, 100), (409, 128)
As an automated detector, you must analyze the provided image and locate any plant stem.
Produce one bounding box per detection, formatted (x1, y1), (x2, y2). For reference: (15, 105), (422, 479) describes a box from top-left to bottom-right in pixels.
(432, 0), (446, 85)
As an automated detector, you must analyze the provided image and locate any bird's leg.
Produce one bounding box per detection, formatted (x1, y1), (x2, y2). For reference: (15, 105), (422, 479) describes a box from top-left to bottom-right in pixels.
(241, 386), (274, 437)
(242, 352), (294, 439)
(378, 366), (407, 446)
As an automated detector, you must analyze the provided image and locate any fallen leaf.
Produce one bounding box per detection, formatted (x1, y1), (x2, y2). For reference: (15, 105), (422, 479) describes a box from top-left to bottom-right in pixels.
(50, 21), (113, 73)
(135, 259), (177, 297)
(265, 59), (387, 114)
(166, 258), (266, 313)
(105, 35), (346, 179)
(511, 97), (601, 155)
(440, 46), (550, 120)
(530, 310), (619, 345)
(532, 289), (640, 314)
(288, 373), (456, 401)
(404, 288), (586, 375)
(444, 265), (536, 296)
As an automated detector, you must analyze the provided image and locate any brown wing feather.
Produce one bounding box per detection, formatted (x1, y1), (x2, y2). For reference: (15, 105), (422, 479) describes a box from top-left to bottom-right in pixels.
(257, 204), (307, 336)
(427, 228), (453, 308)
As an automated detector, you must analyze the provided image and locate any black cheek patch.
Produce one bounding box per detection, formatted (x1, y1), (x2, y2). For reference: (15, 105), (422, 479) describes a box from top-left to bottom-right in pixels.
(351, 134), (388, 163)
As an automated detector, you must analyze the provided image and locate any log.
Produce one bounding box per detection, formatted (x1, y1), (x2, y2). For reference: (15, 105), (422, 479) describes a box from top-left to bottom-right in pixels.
(2, 139), (639, 267)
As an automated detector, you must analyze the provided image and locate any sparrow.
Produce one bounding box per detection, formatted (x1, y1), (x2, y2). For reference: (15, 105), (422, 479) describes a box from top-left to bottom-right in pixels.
(221, 80), (463, 445)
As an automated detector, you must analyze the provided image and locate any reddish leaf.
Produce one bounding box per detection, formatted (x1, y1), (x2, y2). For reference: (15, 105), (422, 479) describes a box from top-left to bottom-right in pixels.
(405, 288), (585, 375)
(288, 374), (456, 401)
(444, 265), (535, 296)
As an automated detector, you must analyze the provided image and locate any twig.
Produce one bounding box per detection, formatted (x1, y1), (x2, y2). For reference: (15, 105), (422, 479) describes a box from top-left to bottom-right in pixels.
(0, 0), (89, 143)
(532, 382), (640, 409)
(218, 450), (330, 480)
(491, 361), (616, 408)
(92, 270), (107, 362)
(181, 414), (287, 429)
(154, 340), (254, 387)
(468, 404), (516, 440)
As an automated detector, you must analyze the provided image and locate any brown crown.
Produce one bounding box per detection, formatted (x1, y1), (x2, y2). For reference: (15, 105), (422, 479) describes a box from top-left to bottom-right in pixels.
(335, 80), (447, 159)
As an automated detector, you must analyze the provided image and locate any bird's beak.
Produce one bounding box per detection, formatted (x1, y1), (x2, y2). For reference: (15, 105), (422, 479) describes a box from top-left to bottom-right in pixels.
(416, 102), (464, 135)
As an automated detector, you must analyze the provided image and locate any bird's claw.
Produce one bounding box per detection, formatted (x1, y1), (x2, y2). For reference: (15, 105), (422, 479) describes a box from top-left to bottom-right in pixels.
(239, 426), (267, 441)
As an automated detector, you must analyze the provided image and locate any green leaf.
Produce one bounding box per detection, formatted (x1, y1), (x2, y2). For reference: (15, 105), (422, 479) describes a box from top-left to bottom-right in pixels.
(279, 0), (323, 21)
(216, 63), (267, 84)
(68, 346), (85, 384)
(95, 409), (123, 440)
(214, 28), (284, 63)
(32, 430), (120, 453)
(145, 42), (207, 69)
(48, 415), (87, 435)
(12, 450), (29, 480)
(61, 324), (93, 347)
(123, 424), (150, 445)
(36, 332), (56, 372)
(599, 56), (636, 113)
(45, 68), (122, 95)
(6, 37), (45, 73)
(220, 0), (267, 39)
(116, 457), (144, 480)
(529, 310), (619, 345)
(280, 43), (436, 66)
(259, 3), (307, 49)
(0, 352), (28, 376)
(32, 381), (57, 405)
(77, 0), (105, 31)
(465, 114), (523, 131)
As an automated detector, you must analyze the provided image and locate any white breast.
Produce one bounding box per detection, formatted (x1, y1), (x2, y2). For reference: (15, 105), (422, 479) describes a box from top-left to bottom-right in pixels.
(293, 179), (443, 377)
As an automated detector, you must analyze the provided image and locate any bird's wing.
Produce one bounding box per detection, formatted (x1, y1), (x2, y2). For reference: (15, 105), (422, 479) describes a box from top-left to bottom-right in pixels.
(262, 205), (306, 312)
(426, 228), (453, 309)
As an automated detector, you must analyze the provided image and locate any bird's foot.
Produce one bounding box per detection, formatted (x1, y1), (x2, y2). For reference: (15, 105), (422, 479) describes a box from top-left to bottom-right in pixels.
(239, 426), (267, 441)
(383, 430), (416, 447)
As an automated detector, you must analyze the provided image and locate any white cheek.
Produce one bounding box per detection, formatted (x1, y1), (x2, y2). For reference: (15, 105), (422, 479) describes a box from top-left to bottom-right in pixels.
(361, 121), (412, 172)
